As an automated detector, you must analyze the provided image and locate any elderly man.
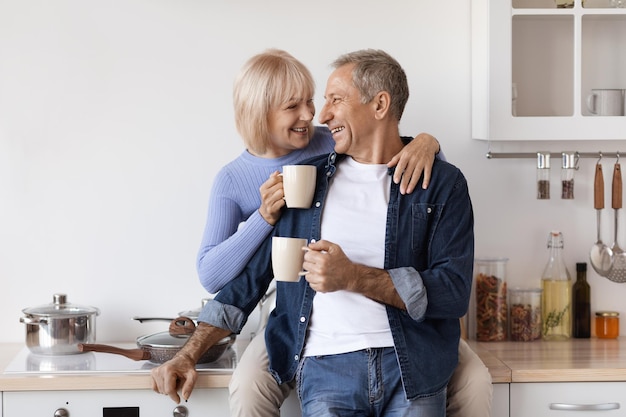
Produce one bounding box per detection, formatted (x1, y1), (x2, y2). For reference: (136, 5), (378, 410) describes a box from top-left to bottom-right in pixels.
(152, 49), (475, 417)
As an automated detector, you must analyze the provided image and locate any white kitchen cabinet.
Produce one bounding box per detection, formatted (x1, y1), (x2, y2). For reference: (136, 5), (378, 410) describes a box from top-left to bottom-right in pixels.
(492, 383), (510, 417)
(510, 382), (625, 416)
(472, 0), (626, 141)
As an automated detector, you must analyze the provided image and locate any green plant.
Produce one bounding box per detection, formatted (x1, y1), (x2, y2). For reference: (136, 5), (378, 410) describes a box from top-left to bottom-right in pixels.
(542, 305), (569, 336)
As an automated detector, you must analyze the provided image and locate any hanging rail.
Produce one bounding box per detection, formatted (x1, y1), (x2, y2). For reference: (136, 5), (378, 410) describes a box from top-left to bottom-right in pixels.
(485, 151), (623, 159)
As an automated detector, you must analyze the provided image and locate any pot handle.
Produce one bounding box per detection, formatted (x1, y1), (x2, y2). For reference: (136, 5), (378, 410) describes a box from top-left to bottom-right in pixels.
(169, 316), (196, 336)
(19, 316), (48, 325)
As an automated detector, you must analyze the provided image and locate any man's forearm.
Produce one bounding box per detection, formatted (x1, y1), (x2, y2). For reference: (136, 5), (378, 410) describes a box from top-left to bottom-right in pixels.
(349, 264), (406, 310)
(175, 322), (232, 363)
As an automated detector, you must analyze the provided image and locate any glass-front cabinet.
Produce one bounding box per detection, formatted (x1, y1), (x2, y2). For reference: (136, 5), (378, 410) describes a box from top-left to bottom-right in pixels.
(472, 0), (626, 141)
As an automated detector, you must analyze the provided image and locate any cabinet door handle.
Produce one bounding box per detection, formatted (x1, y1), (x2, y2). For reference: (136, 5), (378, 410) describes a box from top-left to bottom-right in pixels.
(549, 402), (620, 411)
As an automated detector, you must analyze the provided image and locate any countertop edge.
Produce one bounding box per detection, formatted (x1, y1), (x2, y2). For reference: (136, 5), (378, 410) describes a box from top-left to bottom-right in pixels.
(464, 340), (511, 383)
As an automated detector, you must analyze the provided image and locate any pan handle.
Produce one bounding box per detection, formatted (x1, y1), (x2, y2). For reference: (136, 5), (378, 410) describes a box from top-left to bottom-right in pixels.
(132, 317), (175, 323)
(78, 343), (151, 361)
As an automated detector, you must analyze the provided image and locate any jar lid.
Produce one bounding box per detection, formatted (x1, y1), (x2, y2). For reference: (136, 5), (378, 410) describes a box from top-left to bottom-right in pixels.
(537, 152), (551, 169)
(22, 293), (100, 318)
(595, 311), (619, 317)
(509, 287), (542, 293)
(474, 257), (509, 264)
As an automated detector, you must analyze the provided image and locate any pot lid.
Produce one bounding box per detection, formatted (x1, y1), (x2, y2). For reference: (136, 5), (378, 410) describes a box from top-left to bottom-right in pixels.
(22, 293), (100, 317)
(137, 331), (231, 349)
(137, 331), (189, 349)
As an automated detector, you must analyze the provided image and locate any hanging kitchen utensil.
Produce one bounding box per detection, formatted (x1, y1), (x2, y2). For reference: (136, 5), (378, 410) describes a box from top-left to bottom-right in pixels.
(590, 158), (613, 276)
(78, 317), (234, 364)
(605, 158), (626, 282)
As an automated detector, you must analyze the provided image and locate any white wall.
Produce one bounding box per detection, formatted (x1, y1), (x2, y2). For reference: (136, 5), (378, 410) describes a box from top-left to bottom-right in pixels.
(1, 0), (625, 344)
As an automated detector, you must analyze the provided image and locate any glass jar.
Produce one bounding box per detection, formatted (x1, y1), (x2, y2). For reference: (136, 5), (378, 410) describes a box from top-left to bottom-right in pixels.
(509, 288), (542, 341)
(475, 258), (508, 341)
(561, 152), (577, 200)
(595, 311), (619, 339)
(537, 153), (551, 200)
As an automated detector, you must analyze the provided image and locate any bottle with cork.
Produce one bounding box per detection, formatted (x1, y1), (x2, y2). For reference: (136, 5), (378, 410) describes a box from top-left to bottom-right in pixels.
(541, 231), (571, 340)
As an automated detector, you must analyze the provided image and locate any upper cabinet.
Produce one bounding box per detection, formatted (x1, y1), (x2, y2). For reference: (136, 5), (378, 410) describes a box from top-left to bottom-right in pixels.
(471, 0), (626, 141)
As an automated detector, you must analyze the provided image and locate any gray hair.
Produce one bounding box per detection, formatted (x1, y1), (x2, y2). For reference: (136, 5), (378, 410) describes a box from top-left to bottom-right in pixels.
(331, 49), (409, 121)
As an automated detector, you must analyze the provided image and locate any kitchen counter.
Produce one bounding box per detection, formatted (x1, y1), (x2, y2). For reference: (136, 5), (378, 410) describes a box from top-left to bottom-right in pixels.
(475, 337), (626, 383)
(3, 339), (626, 391)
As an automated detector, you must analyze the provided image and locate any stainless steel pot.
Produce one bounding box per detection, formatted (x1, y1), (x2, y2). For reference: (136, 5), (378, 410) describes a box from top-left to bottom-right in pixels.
(20, 293), (100, 355)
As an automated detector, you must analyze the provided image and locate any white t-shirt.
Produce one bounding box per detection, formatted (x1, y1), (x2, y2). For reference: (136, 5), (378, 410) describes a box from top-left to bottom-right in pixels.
(303, 157), (395, 357)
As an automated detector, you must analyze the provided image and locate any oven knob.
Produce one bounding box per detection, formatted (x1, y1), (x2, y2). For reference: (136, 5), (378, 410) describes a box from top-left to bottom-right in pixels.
(173, 405), (189, 417)
(54, 408), (70, 417)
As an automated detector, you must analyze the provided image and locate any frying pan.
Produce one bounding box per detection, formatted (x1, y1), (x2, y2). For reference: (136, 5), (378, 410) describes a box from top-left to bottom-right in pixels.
(78, 317), (234, 364)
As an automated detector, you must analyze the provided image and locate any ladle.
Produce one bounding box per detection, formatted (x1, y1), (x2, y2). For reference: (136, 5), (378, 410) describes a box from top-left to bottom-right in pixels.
(605, 158), (626, 283)
(590, 158), (612, 275)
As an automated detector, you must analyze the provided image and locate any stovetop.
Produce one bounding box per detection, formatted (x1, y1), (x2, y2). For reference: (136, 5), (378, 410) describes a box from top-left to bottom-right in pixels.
(3, 343), (237, 375)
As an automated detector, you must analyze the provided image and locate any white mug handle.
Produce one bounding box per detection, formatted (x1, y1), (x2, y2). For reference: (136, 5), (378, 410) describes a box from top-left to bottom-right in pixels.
(586, 92), (598, 115)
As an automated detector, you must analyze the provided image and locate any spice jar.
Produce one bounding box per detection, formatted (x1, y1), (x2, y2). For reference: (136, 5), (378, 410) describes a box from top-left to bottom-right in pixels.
(561, 152), (578, 200)
(475, 258), (508, 341)
(509, 288), (542, 341)
(537, 152), (551, 200)
(595, 311), (619, 339)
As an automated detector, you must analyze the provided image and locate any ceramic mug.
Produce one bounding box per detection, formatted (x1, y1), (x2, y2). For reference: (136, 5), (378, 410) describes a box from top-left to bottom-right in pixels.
(281, 165), (316, 208)
(271, 237), (307, 282)
(586, 89), (625, 116)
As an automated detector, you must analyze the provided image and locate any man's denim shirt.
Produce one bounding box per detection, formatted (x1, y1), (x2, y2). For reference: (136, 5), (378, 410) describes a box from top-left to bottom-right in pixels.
(198, 152), (474, 400)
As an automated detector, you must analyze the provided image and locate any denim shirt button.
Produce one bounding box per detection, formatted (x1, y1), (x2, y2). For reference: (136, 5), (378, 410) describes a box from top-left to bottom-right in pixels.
(299, 316), (306, 323)
(427, 207), (432, 214)
(294, 354), (299, 361)
(315, 201), (321, 207)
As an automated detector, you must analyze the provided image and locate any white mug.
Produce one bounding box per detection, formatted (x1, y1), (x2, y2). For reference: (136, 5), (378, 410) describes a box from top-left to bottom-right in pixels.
(586, 89), (625, 116)
(271, 237), (307, 282)
(281, 165), (316, 209)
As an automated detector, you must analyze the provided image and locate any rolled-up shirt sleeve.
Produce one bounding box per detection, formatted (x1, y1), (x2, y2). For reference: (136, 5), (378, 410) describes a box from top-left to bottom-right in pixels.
(388, 266), (427, 322)
(197, 299), (248, 334)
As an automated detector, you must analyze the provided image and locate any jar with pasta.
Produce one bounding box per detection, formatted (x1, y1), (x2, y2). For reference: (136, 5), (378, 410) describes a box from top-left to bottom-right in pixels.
(509, 288), (542, 341)
(475, 258), (508, 341)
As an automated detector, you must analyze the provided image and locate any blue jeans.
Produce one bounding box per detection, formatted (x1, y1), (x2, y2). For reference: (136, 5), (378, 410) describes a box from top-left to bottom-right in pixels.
(296, 348), (446, 417)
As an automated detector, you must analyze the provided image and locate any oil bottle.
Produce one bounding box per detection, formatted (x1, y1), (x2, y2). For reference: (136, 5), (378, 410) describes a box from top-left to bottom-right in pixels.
(541, 231), (571, 340)
(572, 262), (590, 338)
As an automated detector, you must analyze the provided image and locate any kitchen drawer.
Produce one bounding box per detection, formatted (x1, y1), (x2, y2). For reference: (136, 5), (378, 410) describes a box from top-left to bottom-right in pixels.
(511, 382), (624, 416)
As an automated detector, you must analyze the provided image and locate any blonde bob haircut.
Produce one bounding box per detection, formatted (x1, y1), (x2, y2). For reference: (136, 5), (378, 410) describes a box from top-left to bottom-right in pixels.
(233, 49), (316, 155)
